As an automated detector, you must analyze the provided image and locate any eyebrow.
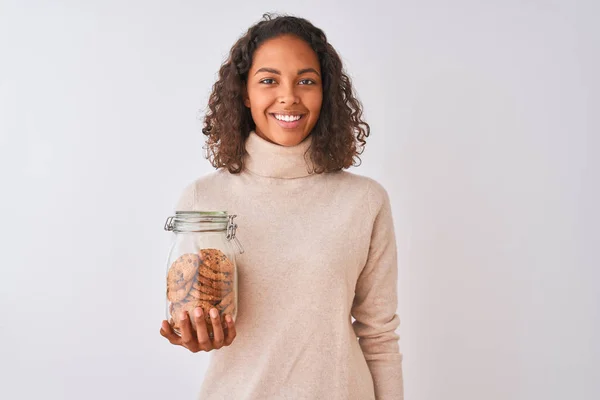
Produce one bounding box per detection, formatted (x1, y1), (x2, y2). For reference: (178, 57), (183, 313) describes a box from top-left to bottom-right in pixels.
(254, 67), (320, 77)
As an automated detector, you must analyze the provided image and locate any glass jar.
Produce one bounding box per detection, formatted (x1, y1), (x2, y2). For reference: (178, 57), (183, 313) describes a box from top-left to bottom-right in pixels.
(163, 211), (243, 337)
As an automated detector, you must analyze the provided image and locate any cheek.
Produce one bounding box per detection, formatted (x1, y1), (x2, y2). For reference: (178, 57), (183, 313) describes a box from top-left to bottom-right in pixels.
(250, 101), (271, 123)
(306, 91), (323, 116)
(247, 88), (272, 115)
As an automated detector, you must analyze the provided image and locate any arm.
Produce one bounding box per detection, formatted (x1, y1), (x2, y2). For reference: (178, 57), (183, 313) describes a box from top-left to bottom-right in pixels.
(351, 182), (404, 400)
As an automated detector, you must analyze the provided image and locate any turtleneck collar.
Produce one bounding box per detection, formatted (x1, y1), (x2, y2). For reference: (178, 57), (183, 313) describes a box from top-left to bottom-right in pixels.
(242, 131), (315, 179)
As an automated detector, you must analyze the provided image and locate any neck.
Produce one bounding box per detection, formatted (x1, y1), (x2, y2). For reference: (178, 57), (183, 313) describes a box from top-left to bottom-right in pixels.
(242, 131), (315, 179)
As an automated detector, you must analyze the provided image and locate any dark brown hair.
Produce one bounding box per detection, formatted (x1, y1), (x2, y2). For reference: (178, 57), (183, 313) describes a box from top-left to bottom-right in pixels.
(202, 13), (370, 174)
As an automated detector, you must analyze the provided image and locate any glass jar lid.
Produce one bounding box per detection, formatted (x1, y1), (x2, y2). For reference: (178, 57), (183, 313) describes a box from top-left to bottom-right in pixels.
(164, 211), (244, 253)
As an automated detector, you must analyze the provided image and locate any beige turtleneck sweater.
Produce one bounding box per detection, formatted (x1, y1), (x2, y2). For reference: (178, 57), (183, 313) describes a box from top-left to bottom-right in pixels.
(175, 131), (404, 400)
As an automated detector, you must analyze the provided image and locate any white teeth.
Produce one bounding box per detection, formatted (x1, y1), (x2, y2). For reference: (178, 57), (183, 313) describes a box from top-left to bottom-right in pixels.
(274, 114), (302, 122)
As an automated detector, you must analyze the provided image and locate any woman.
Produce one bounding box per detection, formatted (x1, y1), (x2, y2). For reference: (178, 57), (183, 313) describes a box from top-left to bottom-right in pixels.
(160, 13), (404, 400)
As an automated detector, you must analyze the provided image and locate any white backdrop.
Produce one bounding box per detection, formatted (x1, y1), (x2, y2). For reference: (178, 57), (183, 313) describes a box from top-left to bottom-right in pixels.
(1, 1), (598, 399)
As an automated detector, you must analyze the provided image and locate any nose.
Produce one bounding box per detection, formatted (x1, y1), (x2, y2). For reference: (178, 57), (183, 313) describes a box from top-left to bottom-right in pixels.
(277, 82), (299, 104)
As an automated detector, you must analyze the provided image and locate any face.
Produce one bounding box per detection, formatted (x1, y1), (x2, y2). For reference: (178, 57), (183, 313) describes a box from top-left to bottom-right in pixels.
(244, 35), (323, 147)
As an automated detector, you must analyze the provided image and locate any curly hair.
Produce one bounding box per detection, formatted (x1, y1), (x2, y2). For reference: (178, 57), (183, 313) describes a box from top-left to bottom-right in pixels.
(201, 13), (370, 174)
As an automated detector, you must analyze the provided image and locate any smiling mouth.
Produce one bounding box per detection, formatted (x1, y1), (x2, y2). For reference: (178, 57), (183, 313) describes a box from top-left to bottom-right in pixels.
(269, 113), (305, 128)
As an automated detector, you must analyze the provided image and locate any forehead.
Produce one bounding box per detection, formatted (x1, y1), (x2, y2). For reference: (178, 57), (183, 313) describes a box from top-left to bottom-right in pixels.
(251, 35), (320, 72)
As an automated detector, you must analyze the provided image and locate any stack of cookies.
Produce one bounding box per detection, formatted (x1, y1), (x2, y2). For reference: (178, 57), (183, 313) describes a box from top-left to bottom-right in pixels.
(167, 248), (236, 335)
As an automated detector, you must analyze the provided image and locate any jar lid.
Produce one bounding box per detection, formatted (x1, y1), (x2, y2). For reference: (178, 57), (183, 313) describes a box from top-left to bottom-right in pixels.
(164, 211), (229, 231)
(164, 211), (244, 253)
(173, 210), (228, 219)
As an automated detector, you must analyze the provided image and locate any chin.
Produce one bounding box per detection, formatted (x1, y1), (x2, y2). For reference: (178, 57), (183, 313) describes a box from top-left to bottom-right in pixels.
(262, 130), (310, 147)
(274, 136), (305, 147)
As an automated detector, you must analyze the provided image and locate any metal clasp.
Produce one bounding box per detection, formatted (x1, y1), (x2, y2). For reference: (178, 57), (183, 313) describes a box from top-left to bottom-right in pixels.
(164, 216), (174, 231)
(226, 214), (244, 254)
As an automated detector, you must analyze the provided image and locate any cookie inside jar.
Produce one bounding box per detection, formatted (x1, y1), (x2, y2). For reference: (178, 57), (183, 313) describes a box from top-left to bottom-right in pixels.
(167, 248), (237, 336)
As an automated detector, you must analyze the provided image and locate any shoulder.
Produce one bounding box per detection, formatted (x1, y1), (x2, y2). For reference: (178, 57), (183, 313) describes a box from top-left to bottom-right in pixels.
(174, 169), (230, 211)
(333, 170), (391, 217)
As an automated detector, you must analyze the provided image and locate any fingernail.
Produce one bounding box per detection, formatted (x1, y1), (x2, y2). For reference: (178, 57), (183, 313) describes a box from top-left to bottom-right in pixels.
(210, 308), (218, 318)
(180, 311), (187, 321)
(225, 314), (232, 323)
(194, 308), (202, 318)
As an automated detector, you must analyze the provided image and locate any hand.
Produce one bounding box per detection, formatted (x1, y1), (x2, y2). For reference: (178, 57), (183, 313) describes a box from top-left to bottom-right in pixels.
(160, 307), (237, 352)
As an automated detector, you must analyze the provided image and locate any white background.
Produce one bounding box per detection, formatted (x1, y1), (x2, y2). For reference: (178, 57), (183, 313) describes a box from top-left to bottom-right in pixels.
(1, 1), (598, 399)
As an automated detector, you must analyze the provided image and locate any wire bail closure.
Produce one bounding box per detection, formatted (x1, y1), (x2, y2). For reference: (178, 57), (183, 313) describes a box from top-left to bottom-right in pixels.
(164, 216), (174, 231)
(227, 215), (244, 254)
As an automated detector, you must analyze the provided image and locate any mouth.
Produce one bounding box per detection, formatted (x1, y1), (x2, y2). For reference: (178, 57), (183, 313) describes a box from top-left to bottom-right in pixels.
(269, 113), (306, 129)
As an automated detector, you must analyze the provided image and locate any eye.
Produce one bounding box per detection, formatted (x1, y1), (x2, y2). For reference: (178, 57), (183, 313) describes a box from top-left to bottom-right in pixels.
(259, 78), (276, 84)
(299, 79), (316, 85)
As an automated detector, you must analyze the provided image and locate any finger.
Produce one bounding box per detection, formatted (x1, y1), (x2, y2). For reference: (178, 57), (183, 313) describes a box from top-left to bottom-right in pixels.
(209, 308), (225, 349)
(160, 320), (182, 345)
(178, 311), (199, 352)
(193, 307), (213, 351)
(223, 314), (237, 346)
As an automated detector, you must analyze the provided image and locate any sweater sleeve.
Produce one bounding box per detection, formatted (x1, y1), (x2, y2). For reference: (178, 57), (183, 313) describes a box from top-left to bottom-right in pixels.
(351, 181), (404, 400)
